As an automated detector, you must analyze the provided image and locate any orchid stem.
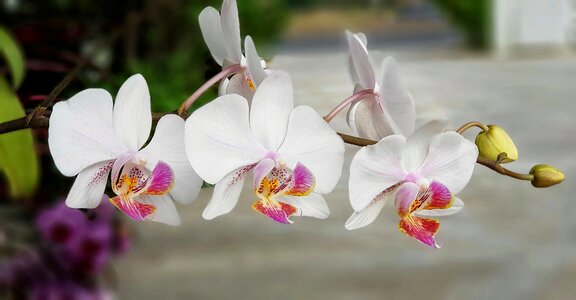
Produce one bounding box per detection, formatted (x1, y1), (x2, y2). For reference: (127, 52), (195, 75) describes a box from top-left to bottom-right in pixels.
(323, 89), (375, 123)
(178, 64), (244, 116)
(456, 121), (490, 134)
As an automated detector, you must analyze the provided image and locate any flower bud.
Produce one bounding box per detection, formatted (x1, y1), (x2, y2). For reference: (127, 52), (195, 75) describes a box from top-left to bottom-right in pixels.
(475, 125), (518, 163)
(530, 164), (565, 188)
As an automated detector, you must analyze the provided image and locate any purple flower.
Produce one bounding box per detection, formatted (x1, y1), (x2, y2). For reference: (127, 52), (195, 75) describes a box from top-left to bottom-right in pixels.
(36, 201), (88, 246)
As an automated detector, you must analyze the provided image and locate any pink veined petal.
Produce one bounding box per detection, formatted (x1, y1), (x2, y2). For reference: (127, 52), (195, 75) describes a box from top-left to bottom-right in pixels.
(401, 120), (446, 172)
(345, 30), (375, 89)
(398, 215), (441, 248)
(110, 195), (156, 222)
(142, 161), (175, 196)
(65, 161), (113, 209)
(345, 191), (393, 230)
(421, 181), (453, 211)
(418, 132), (478, 194)
(226, 73), (255, 102)
(137, 194), (181, 226)
(113, 74), (152, 150)
(221, 0), (242, 64)
(250, 71), (294, 151)
(203, 164), (255, 220)
(252, 158), (275, 193)
(252, 197), (297, 224)
(285, 162), (315, 196)
(244, 36), (268, 87)
(353, 94), (401, 140)
(278, 105), (345, 194)
(198, 6), (227, 66)
(279, 192), (330, 219)
(394, 182), (420, 216)
(139, 115), (202, 204)
(379, 57), (416, 137)
(349, 135), (407, 211)
(416, 197), (464, 217)
(48, 89), (127, 176)
(185, 94), (266, 184)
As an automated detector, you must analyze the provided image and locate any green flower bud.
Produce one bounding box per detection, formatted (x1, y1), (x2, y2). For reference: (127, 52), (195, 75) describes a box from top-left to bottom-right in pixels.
(475, 125), (518, 163)
(530, 164), (565, 188)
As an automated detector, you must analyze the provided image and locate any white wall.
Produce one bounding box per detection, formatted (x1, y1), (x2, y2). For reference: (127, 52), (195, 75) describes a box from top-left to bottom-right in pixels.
(494, 0), (573, 49)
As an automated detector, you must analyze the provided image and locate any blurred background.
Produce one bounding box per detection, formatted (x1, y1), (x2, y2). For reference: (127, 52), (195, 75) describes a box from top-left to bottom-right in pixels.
(1, 0), (575, 299)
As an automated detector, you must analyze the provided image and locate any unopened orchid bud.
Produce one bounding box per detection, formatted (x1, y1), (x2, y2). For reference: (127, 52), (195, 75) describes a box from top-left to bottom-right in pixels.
(530, 164), (565, 188)
(475, 125), (518, 163)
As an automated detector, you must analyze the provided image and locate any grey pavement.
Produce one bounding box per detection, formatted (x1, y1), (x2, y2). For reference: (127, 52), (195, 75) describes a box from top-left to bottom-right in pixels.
(116, 47), (576, 300)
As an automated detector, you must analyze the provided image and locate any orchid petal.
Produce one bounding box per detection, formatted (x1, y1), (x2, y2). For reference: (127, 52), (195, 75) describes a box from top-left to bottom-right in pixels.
(65, 161), (113, 209)
(252, 198), (296, 224)
(394, 182), (420, 216)
(48, 89), (126, 176)
(250, 71), (294, 151)
(113, 74), (152, 150)
(244, 36), (268, 86)
(226, 73), (254, 101)
(218, 78), (229, 96)
(253, 158), (275, 192)
(401, 120), (446, 172)
(140, 115), (202, 204)
(185, 94), (265, 184)
(280, 193), (329, 219)
(142, 161), (174, 195)
(422, 181), (453, 210)
(345, 31), (375, 89)
(136, 195), (181, 226)
(203, 164), (255, 220)
(345, 84), (369, 131)
(110, 196), (156, 222)
(399, 215), (440, 248)
(418, 132), (478, 194)
(356, 32), (368, 46)
(416, 197), (463, 218)
(349, 135), (406, 211)
(286, 162), (315, 196)
(345, 192), (392, 230)
(379, 57), (416, 137)
(221, 0), (242, 64)
(199, 6), (227, 66)
(278, 105), (345, 194)
(352, 95), (401, 140)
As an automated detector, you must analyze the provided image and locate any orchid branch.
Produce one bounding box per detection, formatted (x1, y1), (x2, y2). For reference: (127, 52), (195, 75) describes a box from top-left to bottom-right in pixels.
(0, 112), (545, 185)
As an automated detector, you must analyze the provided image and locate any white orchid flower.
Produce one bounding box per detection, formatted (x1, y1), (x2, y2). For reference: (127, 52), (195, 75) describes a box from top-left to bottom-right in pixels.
(179, 0), (268, 113)
(345, 121), (478, 248)
(332, 31), (416, 140)
(185, 71), (345, 224)
(48, 74), (203, 226)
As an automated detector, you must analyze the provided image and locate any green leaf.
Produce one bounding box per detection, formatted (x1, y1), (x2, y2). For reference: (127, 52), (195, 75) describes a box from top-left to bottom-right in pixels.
(0, 78), (39, 198)
(0, 26), (25, 89)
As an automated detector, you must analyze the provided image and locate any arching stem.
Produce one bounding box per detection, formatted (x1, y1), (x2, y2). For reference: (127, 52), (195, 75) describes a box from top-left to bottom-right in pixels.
(323, 89), (375, 123)
(456, 121), (490, 134)
(178, 64), (244, 116)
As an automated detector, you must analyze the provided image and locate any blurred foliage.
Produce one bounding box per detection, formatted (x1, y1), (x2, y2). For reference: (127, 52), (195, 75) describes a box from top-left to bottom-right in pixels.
(431, 0), (490, 49)
(0, 27), (39, 199)
(0, 27), (25, 88)
(0, 0), (288, 112)
(0, 78), (40, 199)
(287, 0), (395, 9)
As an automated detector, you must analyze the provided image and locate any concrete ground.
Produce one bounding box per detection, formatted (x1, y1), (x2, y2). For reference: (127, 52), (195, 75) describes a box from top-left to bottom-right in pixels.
(115, 46), (576, 299)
